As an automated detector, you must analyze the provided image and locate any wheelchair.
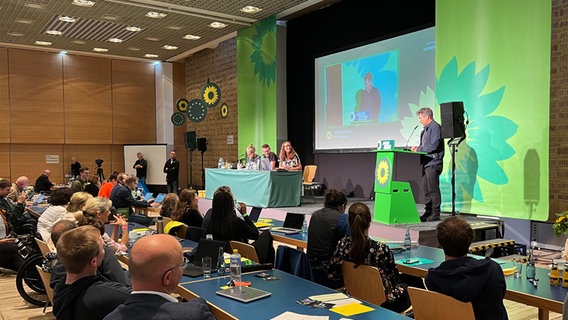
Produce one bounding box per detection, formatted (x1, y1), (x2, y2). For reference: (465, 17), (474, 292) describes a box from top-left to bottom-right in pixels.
(14, 222), (49, 307)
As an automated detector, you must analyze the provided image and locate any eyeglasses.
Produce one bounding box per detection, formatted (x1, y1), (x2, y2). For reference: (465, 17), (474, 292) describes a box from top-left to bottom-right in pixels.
(163, 257), (189, 278)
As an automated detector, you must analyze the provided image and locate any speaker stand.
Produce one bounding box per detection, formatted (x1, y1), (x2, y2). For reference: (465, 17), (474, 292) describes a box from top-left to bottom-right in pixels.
(200, 151), (205, 189)
(448, 136), (465, 216)
(187, 149), (194, 189)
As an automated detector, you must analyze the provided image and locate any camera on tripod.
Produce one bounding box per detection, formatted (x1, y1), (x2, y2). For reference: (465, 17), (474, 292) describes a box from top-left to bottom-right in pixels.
(95, 159), (104, 167)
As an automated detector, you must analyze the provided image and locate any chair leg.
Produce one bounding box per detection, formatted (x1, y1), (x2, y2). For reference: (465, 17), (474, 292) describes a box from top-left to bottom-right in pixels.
(309, 187), (315, 203)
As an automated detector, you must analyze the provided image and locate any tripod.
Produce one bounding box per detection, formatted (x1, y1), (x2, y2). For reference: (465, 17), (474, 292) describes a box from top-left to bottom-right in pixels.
(96, 166), (105, 183)
(201, 151), (205, 188)
(447, 136), (465, 216)
(187, 149), (194, 189)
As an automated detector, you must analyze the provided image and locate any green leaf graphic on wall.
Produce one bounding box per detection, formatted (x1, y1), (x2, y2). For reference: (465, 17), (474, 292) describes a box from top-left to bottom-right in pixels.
(249, 18), (276, 86)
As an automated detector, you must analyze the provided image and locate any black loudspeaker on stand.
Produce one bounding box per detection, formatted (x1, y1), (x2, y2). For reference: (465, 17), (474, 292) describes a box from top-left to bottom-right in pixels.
(440, 101), (467, 216)
(185, 131), (197, 189)
(197, 138), (207, 188)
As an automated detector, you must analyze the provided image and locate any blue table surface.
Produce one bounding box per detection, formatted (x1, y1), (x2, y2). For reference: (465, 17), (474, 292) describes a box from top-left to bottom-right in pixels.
(180, 269), (408, 319)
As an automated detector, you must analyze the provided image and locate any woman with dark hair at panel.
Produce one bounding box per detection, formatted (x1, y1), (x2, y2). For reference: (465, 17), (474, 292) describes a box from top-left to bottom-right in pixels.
(36, 187), (75, 246)
(278, 140), (302, 170)
(327, 202), (411, 313)
(171, 189), (203, 227)
(206, 190), (258, 243)
(159, 193), (179, 218)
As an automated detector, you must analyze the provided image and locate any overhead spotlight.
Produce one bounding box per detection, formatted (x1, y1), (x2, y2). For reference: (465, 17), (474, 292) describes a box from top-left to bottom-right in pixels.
(144, 54), (159, 58)
(145, 11), (167, 19)
(209, 22), (227, 29)
(183, 34), (201, 40)
(73, 0), (95, 7)
(35, 41), (52, 46)
(240, 6), (261, 14)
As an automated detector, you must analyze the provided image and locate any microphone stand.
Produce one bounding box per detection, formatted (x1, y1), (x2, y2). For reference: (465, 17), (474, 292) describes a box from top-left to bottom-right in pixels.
(447, 135), (466, 216)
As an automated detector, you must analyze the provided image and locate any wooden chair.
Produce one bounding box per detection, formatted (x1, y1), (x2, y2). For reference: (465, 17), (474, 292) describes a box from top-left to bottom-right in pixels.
(407, 287), (475, 320)
(302, 165), (320, 203)
(229, 240), (259, 263)
(35, 265), (54, 313)
(341, 260), (387, 306)
(35, 238), (51, 257)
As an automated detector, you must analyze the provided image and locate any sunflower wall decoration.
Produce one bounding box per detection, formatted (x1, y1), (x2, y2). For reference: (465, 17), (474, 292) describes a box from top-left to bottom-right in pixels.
(220, 103), (229, 118)
(201, 82), (221, 108)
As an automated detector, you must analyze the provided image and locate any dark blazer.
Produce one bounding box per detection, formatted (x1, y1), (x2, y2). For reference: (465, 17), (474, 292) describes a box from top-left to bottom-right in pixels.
(163, 159), (180, 182)
(103, 294), (215, 320)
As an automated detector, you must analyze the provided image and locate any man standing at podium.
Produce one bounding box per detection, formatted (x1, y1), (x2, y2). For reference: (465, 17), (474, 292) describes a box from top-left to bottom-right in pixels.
(411, 107), (444, 222)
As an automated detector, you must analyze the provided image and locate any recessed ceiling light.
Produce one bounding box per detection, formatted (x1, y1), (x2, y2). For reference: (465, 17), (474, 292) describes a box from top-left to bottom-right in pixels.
(209, 22), (227, 29)
(72, 40), (87, 45)
(102, 15), (119, 21)
(93, 48), (108, 52)
(144, 54), (159, 58)
(128, 47), (141, 51)
(163, 45), (178, 50)
(126, 26), (141, 32)
(35, 41), (52, 46)
(145, 11), (166, 19)
(7, 32), (24, 37)
(167, 26), (182, 30)
(183, 34), (201, 40)
(15, 19), (33, 24)
(46, 30), (62, 36)
(73, 0), (95, 7)
(240, 6), (261, 14)
(59, 16), (77, 23)
(24, 3), (45, 9)
(108, 38), (123, 43)
(145, 37), (160, 42)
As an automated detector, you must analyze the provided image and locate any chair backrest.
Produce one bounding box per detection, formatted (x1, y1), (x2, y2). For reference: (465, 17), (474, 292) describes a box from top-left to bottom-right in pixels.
(35, 238), (51, 257)
(229, 240), (260, 263)
(35, 265), (54, 306)
(163, 216), (172, 226)
(303, 165), (317, 184)
(274, 245), (313, 281)
(186, 226), (205, 242)
(407, 287), (475, 320)
(341, 260), (386, 306)
(176, 224), (188, 238)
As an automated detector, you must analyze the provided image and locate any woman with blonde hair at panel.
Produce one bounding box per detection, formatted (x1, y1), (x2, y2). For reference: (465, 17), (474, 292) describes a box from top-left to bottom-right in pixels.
(245, 144), (260, 170)
(82, 196), (128, 253)
(279, 140), (302, 170)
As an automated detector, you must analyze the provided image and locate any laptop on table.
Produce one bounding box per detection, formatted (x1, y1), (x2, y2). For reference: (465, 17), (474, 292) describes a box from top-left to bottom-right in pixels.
(270, 212), (305, 234)
(183, 239), (227, 277)
(216, 286), (271, 303)
(144, 192), (154, 201)
(153, 193), (166, 204)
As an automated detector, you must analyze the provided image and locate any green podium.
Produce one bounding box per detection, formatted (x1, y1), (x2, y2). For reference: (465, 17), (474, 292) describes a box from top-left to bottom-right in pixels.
(374, 149), (423, 224)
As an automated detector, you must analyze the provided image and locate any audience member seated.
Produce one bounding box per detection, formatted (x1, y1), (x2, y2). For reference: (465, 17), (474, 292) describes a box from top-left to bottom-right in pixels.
(159, 193), (179, 218)
(278, 140), (302, 170)
(110, 176), (157, 215)
(42, 219), (76, 273)
(8, 176), (30, 202)
(206, 189), (258, 243)
(98, 173), (118, 199)
(82, 197), (128, 254)
(172, 189), (203, 228)
(66, 192), (93, 222)
(245, 144), (260, 170)
(103, 234), (215, 320)
(0, 180), (24, 272)
(71, 167), (90, 193)
(52, 225), (130, 320)
(307, 188), (349, 287)
(0, 179), (33, 235)
(34, 169), (54, 194)
(424, 216), (508, 320)
(85, 175), (101, 198)
(328, 202), (410, 313)
(202, 185), (240, 230)
(261, 144), (278, 170)
(37, 187), (74, 245)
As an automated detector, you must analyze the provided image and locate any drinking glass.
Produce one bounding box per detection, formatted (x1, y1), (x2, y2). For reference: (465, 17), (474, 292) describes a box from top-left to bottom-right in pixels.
(202, 256), (212, 278)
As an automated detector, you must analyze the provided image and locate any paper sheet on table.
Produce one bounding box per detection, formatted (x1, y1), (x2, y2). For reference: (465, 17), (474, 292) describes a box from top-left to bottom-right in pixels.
(309, 292), (349, 302)
(271, 311), (328, 320)
(330, 303), (374, 316)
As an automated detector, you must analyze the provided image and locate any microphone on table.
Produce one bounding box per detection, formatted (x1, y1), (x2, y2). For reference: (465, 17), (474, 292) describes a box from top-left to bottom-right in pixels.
(404, 125), (419, 151)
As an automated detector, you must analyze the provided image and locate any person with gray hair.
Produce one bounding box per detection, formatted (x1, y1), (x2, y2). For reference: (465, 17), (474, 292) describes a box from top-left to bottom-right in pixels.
(133, 152), (148, 184)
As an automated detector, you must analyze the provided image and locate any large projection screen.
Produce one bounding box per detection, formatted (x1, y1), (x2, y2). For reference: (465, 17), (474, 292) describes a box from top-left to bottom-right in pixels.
(124, 144), (167, 185)
(315, 27), (435, 152)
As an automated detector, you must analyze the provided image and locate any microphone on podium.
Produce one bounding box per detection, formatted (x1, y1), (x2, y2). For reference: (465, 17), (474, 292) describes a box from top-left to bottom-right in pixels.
(404, 125), (419, 151)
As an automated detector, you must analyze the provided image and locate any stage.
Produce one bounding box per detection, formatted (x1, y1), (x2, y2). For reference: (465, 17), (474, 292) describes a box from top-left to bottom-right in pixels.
(198, 196), (504, 248)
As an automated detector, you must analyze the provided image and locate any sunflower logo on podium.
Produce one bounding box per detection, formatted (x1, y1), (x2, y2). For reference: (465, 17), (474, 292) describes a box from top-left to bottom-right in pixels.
(375, 156), (392, 189)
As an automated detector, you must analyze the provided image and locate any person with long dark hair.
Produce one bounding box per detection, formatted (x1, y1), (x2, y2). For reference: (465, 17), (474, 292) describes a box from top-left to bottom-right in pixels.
(171, 188), (202, 227)
(206, 190), (258, 243)
(327, 202), (410, 313)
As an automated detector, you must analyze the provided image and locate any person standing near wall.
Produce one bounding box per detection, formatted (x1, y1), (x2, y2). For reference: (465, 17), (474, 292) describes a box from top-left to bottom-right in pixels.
(163, 150), (179, 194)
(133, 152), (147, 185)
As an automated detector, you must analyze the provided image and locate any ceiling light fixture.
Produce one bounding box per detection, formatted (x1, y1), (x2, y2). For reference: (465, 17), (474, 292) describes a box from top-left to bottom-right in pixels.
(209, 22), (227, 29)
(145, 11), (167, 19)
(163, 45), (178, 50)
(15, 19), (33, 24)
(7, 32), (24, 37)
(144, 54), (159, 58)
(59, 16), (77, 23)
(93, 48), (109, 52)
(126, 26), (142, 32)
(240, 6), (261, 14)
(35, 41), (52, 46)
(24, 3), (45, 9)
(46, 30), (63, 36)
(72, 40), (87, 45)
(73, 0), (96, 7)
(183, 34), (201, 40)
(108, 38), (123, 43)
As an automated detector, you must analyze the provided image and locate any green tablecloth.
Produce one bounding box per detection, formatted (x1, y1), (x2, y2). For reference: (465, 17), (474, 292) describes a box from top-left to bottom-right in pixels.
(205, 169), (302, 208)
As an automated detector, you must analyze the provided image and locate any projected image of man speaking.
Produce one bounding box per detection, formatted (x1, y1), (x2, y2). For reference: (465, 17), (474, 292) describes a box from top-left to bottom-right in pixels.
(355, 72), (381, 121)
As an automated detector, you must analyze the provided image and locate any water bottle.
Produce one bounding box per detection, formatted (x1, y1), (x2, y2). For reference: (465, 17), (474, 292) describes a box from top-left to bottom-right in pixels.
(404, 226), (412, 250)
(206, 234), (213, 240)
(217, 247), (226, 276)
(550, 261), (560, 286)
(230, 249), (242, 292)
(562, 263), (568, 288)
(218, 158), (224, 169)
(156, 216), (164, 234)
(526, 240), (536, 280)
(301, 219), (308, 234)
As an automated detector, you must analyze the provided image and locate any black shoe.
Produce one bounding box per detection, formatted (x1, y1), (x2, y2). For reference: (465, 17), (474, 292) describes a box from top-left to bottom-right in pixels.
(426, 215), (440, 222)
(420, 212), (431, 222)
(419, 216), (427, 222)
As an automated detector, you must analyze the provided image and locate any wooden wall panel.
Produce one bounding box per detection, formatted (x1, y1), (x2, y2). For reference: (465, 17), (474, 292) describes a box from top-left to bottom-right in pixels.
(0, 144), (9, 180)
(9, 49), (64, 144)
(0, 48), (9, 143)
(111, 60), (156, 145)
(9, 145), (65, 185)
(110, 144), (125, 175)
(63, 145), (112, 180)
(64, 55), (113, 144)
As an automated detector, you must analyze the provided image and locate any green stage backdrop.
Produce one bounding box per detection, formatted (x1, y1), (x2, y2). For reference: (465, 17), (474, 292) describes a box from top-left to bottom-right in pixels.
(435, 0), (551, 220)
(237, 16), (278, 156)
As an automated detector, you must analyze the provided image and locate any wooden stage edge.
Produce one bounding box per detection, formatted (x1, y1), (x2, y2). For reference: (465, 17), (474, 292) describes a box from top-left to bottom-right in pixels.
(197, 198), (504, 248)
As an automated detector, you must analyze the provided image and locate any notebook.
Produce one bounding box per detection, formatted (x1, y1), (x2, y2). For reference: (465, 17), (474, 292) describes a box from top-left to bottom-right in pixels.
(183, 238), (226, 277)
(144, 192), (154, 201)
(216, 286), (271, 303)
(271, 212), (304, 234)
(153, 193), (166, 204)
